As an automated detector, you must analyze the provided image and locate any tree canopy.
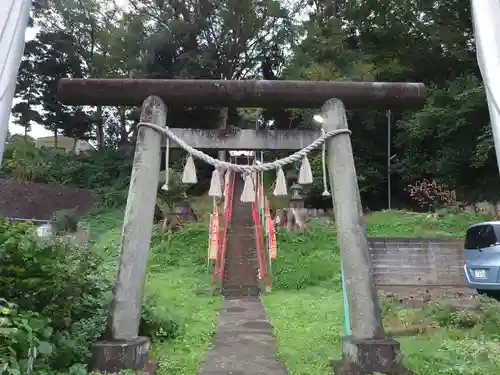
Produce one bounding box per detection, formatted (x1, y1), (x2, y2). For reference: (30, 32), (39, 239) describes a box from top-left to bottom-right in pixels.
(11, 0), (498, 205)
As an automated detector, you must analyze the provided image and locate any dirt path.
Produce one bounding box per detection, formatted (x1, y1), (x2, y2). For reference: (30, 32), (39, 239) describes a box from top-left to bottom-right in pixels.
(198, 297), (288, 375)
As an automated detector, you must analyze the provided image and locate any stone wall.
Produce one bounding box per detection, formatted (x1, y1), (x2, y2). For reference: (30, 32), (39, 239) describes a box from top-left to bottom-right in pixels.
(463, 201), (500, 217)
(368, 238), (470, 300)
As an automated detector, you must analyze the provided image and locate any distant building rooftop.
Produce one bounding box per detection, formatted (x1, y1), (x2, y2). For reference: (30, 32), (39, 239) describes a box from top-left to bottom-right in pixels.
(35, 135), (95, 154)
(229, 150), (253, 157)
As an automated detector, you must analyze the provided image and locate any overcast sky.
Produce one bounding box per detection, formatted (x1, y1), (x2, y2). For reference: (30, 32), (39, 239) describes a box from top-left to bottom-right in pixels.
(10, 0), (129, 138)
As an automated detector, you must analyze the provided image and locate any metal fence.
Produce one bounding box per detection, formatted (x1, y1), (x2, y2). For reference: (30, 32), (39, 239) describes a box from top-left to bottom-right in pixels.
(4, 217), (50, 224)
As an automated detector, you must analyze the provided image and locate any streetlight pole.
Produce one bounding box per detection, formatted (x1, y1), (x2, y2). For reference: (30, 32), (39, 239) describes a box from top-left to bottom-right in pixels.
(386, 110), (392, 210)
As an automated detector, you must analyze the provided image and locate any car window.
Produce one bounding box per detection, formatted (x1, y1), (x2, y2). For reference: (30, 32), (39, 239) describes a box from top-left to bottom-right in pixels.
(465, 225), (499, 249)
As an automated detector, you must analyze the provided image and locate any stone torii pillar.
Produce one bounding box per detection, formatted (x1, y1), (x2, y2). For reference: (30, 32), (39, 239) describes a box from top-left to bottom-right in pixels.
(57, 78), (426, 375)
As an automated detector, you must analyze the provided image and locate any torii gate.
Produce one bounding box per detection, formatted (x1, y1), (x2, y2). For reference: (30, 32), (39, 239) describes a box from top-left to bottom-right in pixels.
(57, 78), (425, 375)
(2, 1), (500, 374)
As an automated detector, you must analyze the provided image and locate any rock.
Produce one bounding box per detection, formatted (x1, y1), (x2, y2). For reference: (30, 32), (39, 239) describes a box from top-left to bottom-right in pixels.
(36, 223), (52, 237)
(169, 200), (197, 222)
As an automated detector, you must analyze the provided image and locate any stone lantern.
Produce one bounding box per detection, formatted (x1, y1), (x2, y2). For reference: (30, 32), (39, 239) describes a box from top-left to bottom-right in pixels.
(289, 183), (304, 210)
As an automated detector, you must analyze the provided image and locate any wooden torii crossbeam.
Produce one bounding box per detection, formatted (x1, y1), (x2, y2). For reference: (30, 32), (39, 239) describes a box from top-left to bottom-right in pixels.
(57, 78), (425, 375)
(58, 78), (426, 151)
(58, 78), (425, 108)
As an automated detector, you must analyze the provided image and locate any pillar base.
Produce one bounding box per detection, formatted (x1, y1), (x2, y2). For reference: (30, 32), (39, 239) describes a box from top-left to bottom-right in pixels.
(332, 336), (415, 375)
(89, 337), (157, 374)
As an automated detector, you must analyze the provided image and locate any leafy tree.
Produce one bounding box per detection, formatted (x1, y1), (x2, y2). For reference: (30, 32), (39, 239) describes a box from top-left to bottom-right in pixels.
(13, 30), (92, 145)
(397, 76), (494, 201)
(12, 0), (498, 207)
(131, 0), (297, 131)
(278, 1), (389, 206)
(11, 102), (41, 137)
(343, 0), (477, 84)
(281, 0), (493, 206)
(31, 0), (137, 148)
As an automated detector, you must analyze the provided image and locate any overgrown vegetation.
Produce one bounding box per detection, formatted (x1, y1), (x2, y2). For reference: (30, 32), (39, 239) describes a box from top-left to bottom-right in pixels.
(0, 136), (206, 211)
(3, 0), (500, 374)
(381, 295), (500, 374)
(9, 0), (498, 208)
(1, 189), (498, 375)
(0, 218), (110, 374)
(269, 210), (488, 292)
(0, 210), (221, 375)
(90, 211), (222, 375)
(1, 136), (133, 208)
(262, 210), (500, 375)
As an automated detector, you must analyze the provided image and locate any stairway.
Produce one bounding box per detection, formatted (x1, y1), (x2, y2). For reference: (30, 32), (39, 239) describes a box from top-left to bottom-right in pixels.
(222, 173), (260, 298)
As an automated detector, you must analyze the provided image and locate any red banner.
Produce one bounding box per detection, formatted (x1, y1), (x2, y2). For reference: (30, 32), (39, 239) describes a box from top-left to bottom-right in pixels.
(268, 220), (277, 260)
(209, 199), (219, 260)
(265, 200), (277, 260)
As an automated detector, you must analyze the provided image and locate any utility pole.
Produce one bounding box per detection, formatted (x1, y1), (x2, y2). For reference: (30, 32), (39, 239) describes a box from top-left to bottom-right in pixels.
(386, 110), (392, 210)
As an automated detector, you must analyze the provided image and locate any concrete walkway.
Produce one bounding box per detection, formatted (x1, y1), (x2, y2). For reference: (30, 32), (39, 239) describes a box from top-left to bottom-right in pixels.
(198, 297), (289, 375)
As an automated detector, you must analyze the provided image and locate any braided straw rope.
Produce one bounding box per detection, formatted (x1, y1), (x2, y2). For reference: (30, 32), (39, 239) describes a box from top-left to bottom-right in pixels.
(137, 122), (351, 172)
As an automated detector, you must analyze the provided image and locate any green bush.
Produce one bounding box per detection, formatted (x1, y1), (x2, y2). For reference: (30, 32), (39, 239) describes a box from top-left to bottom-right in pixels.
(0, 300), (54, 375)
(94, 186), (129, 209)
(140, 294), (182, 341)
(271, 222), (341, 290)
(0, 139), (207, 210)
(51, 208), (80, 234)
(0, 219), (109, 333)
(0, 219), (111, 372)
(0, 216), (187, 374)
(0, 141), (134, 209)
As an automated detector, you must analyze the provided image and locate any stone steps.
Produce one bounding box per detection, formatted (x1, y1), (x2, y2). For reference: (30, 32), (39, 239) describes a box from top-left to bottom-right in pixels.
(222, 170), (259, 298)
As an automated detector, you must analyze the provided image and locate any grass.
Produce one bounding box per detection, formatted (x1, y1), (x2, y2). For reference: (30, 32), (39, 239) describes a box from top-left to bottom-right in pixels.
(148, 269), (220, 375)
(190, 195), (215, 223)
(261, 288), (344, 375)
(268, 209), (491, 292)
(85, 204), (499, 375)
(401, 334), (500, 374)
(87, 208), (222, 375)
(364, 209), (490, 238)
(262, 288), (500, 375)
(262, 209), (500, 375)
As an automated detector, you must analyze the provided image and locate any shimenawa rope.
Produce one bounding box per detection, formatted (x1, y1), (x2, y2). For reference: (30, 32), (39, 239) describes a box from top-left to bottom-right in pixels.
(137, 122), (351, 173)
